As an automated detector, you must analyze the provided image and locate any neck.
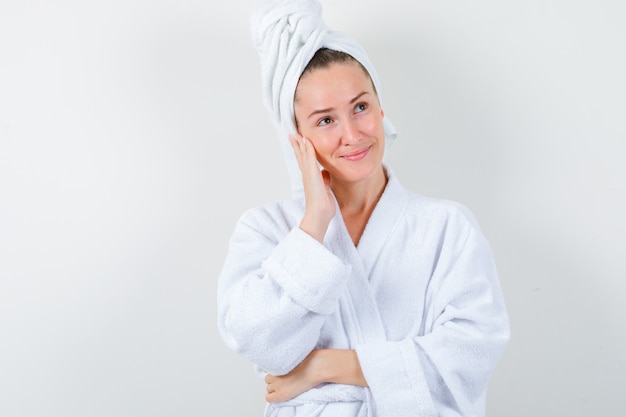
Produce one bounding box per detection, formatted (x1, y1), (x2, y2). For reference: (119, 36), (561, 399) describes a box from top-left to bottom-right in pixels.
(331, 166), (388, 216)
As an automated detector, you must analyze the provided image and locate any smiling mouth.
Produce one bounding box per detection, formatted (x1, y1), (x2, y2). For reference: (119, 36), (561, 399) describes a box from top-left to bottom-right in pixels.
(341, 146), (371, 161)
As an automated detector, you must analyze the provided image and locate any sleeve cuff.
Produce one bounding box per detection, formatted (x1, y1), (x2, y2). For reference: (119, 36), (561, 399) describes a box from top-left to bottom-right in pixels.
(262, 227), (351, 315)
(356, 339), (436, 417)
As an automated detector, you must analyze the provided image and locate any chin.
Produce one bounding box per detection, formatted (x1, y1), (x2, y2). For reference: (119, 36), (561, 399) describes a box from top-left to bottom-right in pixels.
(333, 160), (384, 183)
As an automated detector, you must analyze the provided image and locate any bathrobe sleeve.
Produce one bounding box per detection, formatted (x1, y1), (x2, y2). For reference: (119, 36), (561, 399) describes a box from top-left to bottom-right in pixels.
(355, 210), (510, 417)
(217, 207), (352, 376)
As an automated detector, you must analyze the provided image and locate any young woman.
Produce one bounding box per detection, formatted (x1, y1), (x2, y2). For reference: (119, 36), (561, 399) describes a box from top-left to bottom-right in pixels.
(217, 1), (510, 416)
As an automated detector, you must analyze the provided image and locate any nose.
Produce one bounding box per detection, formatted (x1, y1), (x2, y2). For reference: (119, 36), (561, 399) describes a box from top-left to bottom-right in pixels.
(341, 118), (361, 145)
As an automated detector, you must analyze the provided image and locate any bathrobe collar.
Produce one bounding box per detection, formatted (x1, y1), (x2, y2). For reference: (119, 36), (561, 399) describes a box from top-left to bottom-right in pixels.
(356, 165), (409, 272)
(324, 164), (409, 272)
(322, 164), (409, 344)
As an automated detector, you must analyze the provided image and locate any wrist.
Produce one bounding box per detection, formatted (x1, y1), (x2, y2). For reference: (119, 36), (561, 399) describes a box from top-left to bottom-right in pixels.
(299, 214), (329, 243)
(318, 349), (367, 387)
(303, 350), (367, 387)
(309, 349), (334, 384)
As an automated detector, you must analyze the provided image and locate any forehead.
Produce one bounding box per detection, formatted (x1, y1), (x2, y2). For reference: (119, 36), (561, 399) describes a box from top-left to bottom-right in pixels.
(294, 62), (374, 107)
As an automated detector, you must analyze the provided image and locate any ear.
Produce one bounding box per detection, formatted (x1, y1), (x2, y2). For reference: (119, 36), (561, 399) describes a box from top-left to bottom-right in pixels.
(381, 109), (385, 118)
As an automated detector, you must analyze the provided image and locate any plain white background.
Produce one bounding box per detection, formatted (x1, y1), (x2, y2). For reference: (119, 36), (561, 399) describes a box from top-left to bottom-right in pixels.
(1, 0), (624, 415)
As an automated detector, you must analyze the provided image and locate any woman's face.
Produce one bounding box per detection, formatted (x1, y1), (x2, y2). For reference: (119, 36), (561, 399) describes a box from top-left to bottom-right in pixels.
(294, 62), (385, 184)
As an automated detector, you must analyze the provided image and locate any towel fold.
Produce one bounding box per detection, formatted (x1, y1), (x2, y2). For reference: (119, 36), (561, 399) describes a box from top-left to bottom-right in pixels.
(250, 0), (397, 197)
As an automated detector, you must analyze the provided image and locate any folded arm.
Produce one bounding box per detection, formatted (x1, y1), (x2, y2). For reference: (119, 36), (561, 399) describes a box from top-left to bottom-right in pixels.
(265, 349), (367, 403)
(217, 212), (351, 376)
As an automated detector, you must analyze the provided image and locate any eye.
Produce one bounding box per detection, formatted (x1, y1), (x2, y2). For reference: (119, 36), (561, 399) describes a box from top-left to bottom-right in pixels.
(317, 117), (333, 127)
(355, 103), (368, 113)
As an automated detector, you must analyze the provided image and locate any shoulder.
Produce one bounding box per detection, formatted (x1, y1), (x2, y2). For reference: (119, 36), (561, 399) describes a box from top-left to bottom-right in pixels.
(235, 198), (304, 236)
(406, 192), (481, 230)
(385, 168), (481, 232)
(386, 172), (487, 247)
(394, 190), (495, 268)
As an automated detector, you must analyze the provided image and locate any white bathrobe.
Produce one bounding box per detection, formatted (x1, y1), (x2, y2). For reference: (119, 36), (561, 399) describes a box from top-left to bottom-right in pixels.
(217, 166), (510, 417)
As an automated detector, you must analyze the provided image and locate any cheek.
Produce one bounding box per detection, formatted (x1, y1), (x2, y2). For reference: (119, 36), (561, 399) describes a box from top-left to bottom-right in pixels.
(369, 113), (386, 136)
(360, 116), (383, 137)
(295, 121), (318, 141)
(309, 135), (341, 166)
(309, 135), (334, 156)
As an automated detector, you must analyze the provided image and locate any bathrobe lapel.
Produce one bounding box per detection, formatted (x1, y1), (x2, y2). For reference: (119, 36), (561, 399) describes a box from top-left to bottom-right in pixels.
(324, 170), (408, 346)
(356, 173), (408, 277)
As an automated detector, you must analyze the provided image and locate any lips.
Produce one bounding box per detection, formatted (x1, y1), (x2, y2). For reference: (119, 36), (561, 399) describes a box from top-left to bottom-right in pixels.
(341, 146), (371, 161)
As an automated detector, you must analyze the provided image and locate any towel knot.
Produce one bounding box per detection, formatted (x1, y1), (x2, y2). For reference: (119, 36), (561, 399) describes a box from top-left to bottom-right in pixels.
(251, 0), (328, 132)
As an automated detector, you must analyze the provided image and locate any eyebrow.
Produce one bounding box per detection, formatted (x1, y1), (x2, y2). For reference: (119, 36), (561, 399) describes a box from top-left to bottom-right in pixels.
(306, 91), (370, 119)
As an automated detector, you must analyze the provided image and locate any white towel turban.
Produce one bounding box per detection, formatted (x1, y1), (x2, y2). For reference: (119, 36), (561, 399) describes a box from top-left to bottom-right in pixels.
(251, 0), (398, 198)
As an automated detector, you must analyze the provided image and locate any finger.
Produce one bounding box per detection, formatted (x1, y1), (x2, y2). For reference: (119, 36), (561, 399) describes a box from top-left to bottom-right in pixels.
(289, 134), (306, 167)
(300, 135), (313, 155)
(300, 137), (319, 169)
(288, 134), (301, 149)
(266, 390), (286, 404)
(288, 134), (299, 154)
(292, 136), (319, 178)
(299, 136), (313, 162)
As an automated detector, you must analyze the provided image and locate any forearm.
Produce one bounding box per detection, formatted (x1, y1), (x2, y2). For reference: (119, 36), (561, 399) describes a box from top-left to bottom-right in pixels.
(265, 348), (367, 403)
(317, 349), (368, 387)
(299, 214), (329, 243)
